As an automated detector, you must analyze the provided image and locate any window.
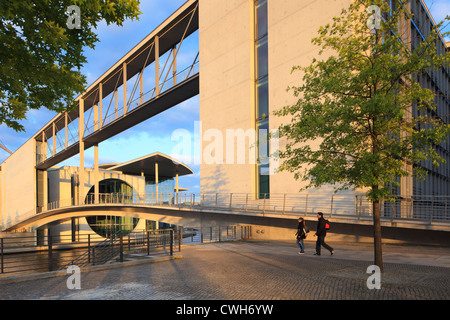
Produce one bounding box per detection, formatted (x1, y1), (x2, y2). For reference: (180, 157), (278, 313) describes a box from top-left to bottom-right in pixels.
(255, 0), (269, 198)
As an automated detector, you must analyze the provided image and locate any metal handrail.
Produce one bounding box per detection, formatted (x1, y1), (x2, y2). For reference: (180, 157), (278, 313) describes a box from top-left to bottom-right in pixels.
(59, 230), (122, 270)
(4, 192), (450, 232)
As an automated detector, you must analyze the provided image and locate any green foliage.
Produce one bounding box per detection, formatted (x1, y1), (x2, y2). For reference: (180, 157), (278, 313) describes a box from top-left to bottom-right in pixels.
(275, 0), (450, 202)
(0, 0), (141, 132)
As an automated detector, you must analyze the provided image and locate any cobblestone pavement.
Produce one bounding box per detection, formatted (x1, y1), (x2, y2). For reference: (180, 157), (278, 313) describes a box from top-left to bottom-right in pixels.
(0, 240), (449, 300)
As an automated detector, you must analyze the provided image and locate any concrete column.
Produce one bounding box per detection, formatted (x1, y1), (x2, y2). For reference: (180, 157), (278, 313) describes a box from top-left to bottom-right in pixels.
(123, 62), (128, 114)
(155, 162), (159, 203)
(94, 144), (99, 204)
(155, 35), (160, 96)
(93, 103), (99, 204)
(175, 173), (179, 205)
(52, 122), (56, 156)
(99, 83), (103, 129)
(79, 99), (85, 206)
(64, 112), (68, 148)
(41, 131), (48, 211)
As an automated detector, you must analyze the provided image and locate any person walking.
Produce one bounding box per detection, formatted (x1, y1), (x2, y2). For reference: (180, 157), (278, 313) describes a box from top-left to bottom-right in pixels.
(314, 212), (334, 256)
(295, 217), (308, 254)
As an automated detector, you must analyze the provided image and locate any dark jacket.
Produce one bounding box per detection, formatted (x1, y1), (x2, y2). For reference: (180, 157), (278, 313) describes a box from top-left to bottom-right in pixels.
(316, 217), (327, 237)
(296, 221), (306, 239)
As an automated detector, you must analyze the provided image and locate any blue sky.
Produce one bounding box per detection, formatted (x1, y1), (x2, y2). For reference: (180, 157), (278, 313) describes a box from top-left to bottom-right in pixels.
(0, 0), (448, 194)
(0, 0), (201, 192)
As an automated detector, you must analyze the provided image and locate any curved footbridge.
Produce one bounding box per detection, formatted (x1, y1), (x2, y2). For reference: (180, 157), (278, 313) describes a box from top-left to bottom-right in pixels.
(5, 195), (450, 247)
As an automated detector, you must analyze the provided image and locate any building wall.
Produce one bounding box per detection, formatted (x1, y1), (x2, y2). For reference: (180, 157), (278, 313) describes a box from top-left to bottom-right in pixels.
(0, 139), (36, 229)
(47, 166), (146, 205)
(267, 0), (352, 196)
(199, 0), (257, 194)
(199, 0), (450, 200)
(199, 0), (355, 198)
(410, 0), (450, 197)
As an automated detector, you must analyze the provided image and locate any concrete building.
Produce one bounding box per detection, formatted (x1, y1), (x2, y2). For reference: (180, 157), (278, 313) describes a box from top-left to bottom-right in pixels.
(1, 152), (193, 237)
(0, 0), (449, 235)
(199, 0), (450, 201)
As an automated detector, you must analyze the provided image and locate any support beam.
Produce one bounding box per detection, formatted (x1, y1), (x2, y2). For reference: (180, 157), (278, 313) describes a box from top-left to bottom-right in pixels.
(79, 99), (85, 206)
(123, 63), (128, 114)
(99, 83), (103, 129)
(155, 35), (160, 96)
(155, 162), (159, 203)
(176, 173), (179, 204)
(52, 122), (56, 156)
(64, 112), (68, 149)
(93, 103), (99, 205)
(41, 131), (48, 211)
(94, 144), (99, 205)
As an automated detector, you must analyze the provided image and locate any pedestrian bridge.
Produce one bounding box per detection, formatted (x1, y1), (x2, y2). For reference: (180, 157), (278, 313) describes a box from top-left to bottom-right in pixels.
(4, 193), (450, 246)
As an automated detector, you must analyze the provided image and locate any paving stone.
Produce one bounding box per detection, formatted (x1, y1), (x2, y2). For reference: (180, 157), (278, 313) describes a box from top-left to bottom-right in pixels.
(0, 241), (448, 300)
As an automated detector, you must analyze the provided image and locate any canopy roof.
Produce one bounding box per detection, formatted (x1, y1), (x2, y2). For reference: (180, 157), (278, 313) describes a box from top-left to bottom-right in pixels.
(108, 152), (193, 178)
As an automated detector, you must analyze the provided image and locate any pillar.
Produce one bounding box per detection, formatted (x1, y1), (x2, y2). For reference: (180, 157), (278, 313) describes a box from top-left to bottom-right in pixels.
(79, 99), (85, 206)
(155, 162), (159, 203)
(123, 62), (128, 114)
(64, 112), (68, 148)
(155, 35), (160, 96)
(175, 173), (179, 205)
(52, 122), (56, 156)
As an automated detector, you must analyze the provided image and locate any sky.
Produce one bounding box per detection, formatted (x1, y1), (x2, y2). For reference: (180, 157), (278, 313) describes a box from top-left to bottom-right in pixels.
(0, 0), (448, 194)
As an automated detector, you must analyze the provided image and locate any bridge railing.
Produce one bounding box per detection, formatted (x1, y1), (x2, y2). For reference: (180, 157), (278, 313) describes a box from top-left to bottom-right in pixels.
(36, 59), (200, 164)
(34, 192), (450, 224)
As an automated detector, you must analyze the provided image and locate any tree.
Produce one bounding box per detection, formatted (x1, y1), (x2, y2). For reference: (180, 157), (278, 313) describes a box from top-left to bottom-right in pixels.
(0, 0), (141, 132)
(275, 0), (450, 272)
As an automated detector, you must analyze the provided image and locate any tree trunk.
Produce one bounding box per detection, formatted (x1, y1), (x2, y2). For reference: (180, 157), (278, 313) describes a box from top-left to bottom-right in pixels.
(372, 199), (384, 273)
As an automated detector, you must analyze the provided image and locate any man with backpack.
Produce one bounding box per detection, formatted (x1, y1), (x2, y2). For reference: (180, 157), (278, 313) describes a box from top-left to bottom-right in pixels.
(314, 212), (334, 256)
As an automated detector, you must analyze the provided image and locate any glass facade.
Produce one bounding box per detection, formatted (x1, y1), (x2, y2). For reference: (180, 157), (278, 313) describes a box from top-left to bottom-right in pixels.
(255, 0), (269, 198)
(86, 215), (139, 238)
(85, 178), (136, 204)
(145, 177), (175, 204)
(85, 179), (139, 238)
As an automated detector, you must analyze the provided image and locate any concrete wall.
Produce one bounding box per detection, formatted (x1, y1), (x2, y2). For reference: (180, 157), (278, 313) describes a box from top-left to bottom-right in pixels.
(199, 0), (257, 194)
(198, 0), (363, 201)
(267, 0), (352, 196)
(0, 139), (36, 230)
(47, 166), (146, 205)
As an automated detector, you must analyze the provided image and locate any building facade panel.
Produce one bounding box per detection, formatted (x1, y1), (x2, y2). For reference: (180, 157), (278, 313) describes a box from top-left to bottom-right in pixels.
(0, 139), (37, 229)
